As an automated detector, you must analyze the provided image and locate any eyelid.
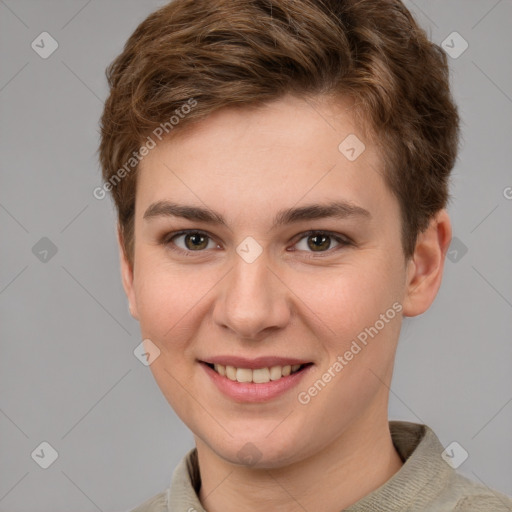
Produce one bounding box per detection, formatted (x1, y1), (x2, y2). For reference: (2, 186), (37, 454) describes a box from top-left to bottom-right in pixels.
(289, 230), (353, 257)
(161, 229), (353, 256)
(161, 229), (219, 254)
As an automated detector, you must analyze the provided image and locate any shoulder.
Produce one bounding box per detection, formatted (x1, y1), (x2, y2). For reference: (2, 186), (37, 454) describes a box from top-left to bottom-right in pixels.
(448, 473), (512, 512)
(127, 490), (168, 512)
(453, 493), (512, 511)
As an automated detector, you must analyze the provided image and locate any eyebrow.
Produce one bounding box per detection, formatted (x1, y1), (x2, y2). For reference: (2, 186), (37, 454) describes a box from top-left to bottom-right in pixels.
(143, 200), (371, 228)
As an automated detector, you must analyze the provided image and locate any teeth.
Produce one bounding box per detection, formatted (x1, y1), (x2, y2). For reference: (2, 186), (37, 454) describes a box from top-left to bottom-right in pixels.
(236, 368), (253, 383)
(212, 363), (304, 383)
(269, 366), (283, 380)
(225, 365), (237, 380)
(215, 364), (226, 377)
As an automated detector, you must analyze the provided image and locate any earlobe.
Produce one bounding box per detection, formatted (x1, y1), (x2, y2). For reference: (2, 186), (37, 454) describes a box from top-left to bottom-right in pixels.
(402, 210), (452, 317)
(117, 224), (139, 320)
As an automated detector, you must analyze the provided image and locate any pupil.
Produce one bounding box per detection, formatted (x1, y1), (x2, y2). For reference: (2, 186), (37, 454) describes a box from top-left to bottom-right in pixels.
(308, 234), (330, 251)
(186, 233), (207, 250)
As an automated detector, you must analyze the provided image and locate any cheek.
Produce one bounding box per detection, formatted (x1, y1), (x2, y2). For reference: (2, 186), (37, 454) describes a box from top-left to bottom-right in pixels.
(288, 261), (397, 335)
(133, 257), (224, 353)
(133, 261), (197, 341)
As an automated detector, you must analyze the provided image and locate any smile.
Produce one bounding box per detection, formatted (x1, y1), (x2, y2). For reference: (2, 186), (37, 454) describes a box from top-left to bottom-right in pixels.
(200, 359), (314, 402)
(205, 362), (309, 383)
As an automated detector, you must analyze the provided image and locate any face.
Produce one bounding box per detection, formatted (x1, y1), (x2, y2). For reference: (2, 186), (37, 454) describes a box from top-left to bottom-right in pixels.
(120, 93), (441, 468)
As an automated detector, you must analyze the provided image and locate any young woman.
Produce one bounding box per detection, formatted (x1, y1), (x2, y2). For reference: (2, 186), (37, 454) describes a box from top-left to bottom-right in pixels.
(98, 1), (512, 510)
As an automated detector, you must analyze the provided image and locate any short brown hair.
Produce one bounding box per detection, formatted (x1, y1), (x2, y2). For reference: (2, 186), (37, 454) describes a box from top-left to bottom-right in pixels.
(98, 0), (460, 268)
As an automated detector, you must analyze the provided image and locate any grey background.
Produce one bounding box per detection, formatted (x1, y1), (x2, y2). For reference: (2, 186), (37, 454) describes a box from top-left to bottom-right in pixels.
(1, 1), (511, 511)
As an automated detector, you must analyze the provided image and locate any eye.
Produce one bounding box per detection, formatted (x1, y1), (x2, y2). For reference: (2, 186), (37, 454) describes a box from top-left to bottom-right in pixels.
(163, 230), (219, 254)
(160, 229), (352, 257)
(292, 230), (352, 256)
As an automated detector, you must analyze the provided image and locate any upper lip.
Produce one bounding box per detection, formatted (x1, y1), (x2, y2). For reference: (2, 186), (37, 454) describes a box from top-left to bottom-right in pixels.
(201, 356), (312, 369)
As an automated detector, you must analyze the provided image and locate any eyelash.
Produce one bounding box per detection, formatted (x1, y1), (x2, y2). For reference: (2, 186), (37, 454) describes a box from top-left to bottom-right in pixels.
(160, 229), (353, 259)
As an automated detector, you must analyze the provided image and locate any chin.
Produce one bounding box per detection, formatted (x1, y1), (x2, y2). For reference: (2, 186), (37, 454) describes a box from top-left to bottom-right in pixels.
(206, 431), (306, 470)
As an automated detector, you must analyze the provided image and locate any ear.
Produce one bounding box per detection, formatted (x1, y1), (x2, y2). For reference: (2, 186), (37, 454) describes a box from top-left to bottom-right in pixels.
(117, 224), (139, 320)
(402, 209), (452, 317)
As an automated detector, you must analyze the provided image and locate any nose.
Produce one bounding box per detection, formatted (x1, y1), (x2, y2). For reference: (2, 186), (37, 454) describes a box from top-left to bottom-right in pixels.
(212, 248), (291, 340)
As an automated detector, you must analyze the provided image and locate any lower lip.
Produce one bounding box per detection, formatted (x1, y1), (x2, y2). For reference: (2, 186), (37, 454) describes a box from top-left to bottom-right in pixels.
(200, 362), (313, 403)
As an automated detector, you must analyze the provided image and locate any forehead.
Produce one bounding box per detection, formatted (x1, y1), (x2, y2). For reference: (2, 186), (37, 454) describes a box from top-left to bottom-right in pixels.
(135, 94), (392, 223)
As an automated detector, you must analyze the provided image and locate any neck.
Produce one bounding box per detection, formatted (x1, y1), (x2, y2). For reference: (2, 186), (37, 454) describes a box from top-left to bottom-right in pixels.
(196, 412), (403, 512)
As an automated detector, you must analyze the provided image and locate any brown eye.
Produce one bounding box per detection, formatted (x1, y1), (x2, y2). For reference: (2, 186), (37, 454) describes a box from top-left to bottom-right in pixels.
(183, 232), (209, 250)
(293, 230), (351, 256)
(307, 233), (332, 252)
(164, 230), (217, 253)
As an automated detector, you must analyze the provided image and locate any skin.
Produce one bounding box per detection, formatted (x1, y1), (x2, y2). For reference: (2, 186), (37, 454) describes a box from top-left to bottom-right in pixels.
(119, 93), (452, 512)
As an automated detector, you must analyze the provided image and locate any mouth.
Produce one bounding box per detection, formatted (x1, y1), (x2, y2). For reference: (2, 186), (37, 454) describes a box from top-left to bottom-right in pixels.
(201, 361), (313, 384)
(199, 357), (315, 402)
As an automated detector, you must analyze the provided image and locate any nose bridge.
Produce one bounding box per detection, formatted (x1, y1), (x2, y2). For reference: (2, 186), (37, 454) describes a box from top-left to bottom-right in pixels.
(213, 245), (289, 337)
(231, 250), (272, 301)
